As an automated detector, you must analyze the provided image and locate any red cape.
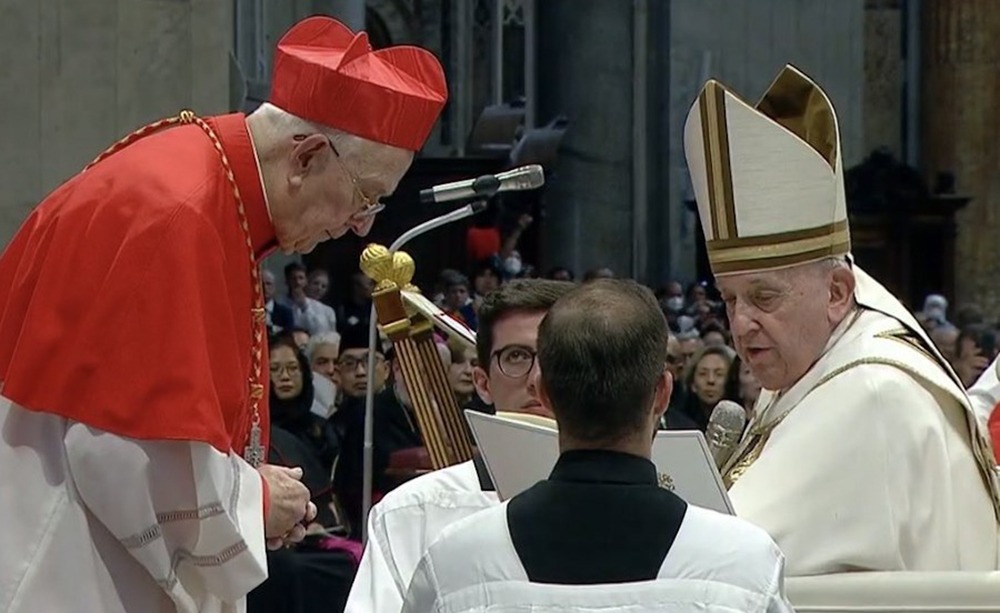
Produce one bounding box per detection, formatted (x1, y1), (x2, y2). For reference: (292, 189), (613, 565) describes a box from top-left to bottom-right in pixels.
(990, 404), (1000, 464)
(0, 114), (274, 454)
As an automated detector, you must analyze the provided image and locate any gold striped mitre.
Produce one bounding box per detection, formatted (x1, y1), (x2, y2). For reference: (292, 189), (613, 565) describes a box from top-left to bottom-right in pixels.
(683, 65), (850, 276)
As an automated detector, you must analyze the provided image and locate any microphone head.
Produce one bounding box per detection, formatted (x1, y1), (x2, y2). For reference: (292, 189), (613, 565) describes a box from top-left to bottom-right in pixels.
(496, 165), (545, 192)
(705, 400), (747, 468)
(708, 400), (747, 432)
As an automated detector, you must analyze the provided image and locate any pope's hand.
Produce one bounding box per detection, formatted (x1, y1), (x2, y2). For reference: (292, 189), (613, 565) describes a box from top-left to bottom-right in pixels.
(260, 464), (310, 540)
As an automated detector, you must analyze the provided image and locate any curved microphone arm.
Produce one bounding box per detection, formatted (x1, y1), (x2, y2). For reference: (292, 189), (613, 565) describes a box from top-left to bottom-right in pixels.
(361, 201), (486, 544)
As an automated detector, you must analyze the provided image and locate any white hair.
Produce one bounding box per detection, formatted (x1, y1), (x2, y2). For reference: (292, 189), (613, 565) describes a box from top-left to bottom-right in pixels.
(815, 255), (851, 272)
(306, 331), (341, 361)
(776, 256), (851, 284)
(249, 102), (374, 161)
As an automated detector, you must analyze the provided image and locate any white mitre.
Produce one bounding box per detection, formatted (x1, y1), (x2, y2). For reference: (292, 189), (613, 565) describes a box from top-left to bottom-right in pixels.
(684, 65), (1000, 498)
(684, 64), (849, 276)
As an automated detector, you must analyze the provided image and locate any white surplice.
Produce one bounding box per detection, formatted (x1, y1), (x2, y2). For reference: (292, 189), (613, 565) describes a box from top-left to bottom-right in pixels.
(0, 397), (268, 612)
(402, 501), (794, 613)
(724, 266), (1000, 575)
(344, 460), (498, 613)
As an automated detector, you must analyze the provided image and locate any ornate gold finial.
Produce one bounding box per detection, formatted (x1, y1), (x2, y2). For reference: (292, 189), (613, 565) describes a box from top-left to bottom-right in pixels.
(390, 251), (419, 292)
(360, 244), (396, 291)
(657, 472), (675, 491)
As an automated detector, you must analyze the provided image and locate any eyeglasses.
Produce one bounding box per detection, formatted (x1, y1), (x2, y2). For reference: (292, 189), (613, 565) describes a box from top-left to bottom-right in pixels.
(270, 362), (301, 376)
(492, 344), (537, 378)
(338, 353), (384, 371)
(326, 137), (386, 220)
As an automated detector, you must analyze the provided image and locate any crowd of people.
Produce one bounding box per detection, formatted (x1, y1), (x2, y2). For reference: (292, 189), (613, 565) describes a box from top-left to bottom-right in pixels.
(259, 250), (1000, 610)
(3, 14), (1000, 613)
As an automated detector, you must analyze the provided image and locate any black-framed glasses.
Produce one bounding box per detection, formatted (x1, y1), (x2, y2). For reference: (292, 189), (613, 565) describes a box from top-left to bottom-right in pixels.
(492, 344), (537, 378)
(338, 353), (384, 371)
(326, 137), (386, 219)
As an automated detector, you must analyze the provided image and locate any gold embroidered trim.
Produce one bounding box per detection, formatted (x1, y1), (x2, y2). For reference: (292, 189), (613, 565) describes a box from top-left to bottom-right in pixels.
(725, 355), (1000, 517)
(727, 356), (944, 487)
(873, 327), (939, 365)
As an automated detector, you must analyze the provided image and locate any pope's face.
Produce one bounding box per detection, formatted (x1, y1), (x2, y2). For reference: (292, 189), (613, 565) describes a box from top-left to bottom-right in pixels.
(717, 264), (838, 391)
(273, 134), (413, 254)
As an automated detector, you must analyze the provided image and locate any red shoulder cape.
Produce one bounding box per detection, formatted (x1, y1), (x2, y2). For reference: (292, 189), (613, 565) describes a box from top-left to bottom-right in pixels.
(0, 114), (275, 454)
(990, 405), (1000, 464)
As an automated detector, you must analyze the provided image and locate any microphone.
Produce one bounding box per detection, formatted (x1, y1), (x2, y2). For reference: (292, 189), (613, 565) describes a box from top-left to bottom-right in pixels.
(705, 400), (747, 469)
(419, 165), (545, 204)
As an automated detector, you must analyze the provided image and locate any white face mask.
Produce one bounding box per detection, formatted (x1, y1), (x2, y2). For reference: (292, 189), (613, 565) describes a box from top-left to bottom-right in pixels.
(504, 256), (523, 276)
(665, 297), (684, 312)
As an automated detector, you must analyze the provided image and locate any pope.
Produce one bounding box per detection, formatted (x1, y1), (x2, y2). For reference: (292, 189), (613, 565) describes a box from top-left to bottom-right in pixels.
(684, 64), (999, 575)
(0, 16), (446, 613)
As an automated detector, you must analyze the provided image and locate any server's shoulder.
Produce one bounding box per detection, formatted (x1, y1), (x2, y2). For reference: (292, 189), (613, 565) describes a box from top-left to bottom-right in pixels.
(678, 505), (783, 566)
(373, 460), (496, 517)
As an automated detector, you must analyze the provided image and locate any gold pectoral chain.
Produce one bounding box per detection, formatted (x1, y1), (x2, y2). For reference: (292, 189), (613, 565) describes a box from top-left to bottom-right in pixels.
(86, 110), (266, 466)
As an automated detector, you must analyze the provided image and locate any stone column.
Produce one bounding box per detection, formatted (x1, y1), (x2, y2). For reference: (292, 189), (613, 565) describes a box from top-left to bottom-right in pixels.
(535, 0), (635, 277)
(921, 0), (1000, 313)
(863, 0), (903, 157)
(0, 0), (231, 247)
(321, 0), (366, 31)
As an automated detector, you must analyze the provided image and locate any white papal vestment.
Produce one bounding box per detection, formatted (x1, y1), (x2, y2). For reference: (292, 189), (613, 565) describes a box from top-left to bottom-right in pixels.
(0, 397), (268, 612)
(725, 269), (1000, 575)
(345, 459), (497, 613)
(402, 500), (794, 613)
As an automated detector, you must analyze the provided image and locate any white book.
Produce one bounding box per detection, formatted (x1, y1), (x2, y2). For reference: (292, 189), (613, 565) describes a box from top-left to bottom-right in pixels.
(401, 290), (477, 348)
(465, 410), (734, 515)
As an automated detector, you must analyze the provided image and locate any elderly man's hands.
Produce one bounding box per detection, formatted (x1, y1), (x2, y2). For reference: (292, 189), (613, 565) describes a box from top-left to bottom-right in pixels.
(259, 464), (317, 549)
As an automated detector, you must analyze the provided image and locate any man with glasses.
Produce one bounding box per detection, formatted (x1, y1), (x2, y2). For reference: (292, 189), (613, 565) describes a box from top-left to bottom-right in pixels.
(334, 326), (390, 401)
(0, 16), (447, 612)
(345, 279), (575, 613)
(331, 326), (417, 533)
(660, 333), (699, 430)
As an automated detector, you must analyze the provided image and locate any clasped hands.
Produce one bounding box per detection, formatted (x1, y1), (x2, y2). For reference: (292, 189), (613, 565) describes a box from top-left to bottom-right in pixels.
(259, 464), (317, 550)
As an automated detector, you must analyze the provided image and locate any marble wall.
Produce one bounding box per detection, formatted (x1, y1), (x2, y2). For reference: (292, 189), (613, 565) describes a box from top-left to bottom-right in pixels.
(0, 0), (232, 245)
(0, 0), (871, 289)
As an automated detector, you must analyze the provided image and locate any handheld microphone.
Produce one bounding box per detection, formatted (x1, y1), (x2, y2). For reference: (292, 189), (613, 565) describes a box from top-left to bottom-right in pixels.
(419, 165), (545, 204)
(705, 400), (747, 469)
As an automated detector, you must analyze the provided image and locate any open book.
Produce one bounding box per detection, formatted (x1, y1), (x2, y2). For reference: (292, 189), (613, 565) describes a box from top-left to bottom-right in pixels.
(401, 290), (476, 349)
(465, 410), (734, 514)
